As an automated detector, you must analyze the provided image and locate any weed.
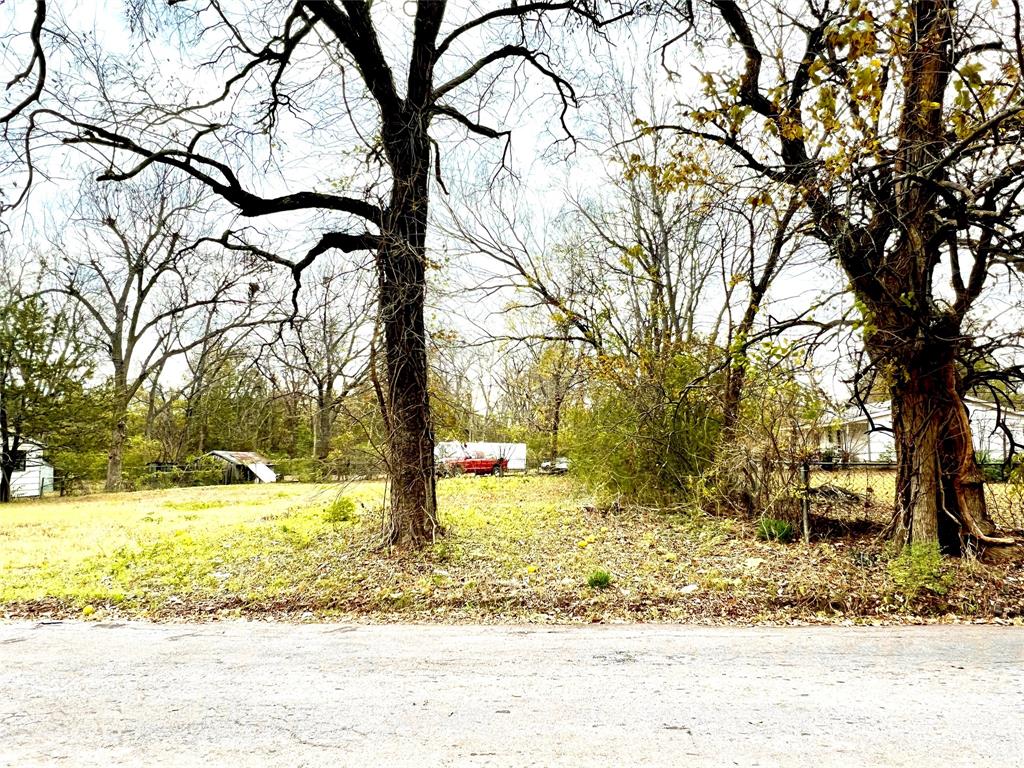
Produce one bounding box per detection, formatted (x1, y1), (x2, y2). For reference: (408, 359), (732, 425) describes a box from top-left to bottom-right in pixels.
(587, 569), (613, 589)
(164, 500), (223, 512)
(324, 496), (357, 525)
(888, 544), (953, 599)
(756, 518), (795, 542)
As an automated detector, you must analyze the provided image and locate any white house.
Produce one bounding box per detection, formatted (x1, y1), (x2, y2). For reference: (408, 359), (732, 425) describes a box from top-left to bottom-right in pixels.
(825, 397), (1024, 463)
(4, 439), (55, 498)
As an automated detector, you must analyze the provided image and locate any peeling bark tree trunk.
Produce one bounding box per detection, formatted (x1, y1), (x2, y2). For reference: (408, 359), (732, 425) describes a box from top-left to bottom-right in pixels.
(378, 111), (439, 548)
(886, 347), (997, 555)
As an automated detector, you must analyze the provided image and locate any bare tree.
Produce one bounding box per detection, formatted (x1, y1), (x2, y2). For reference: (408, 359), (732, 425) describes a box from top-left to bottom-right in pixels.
(51, 171), (268, 490)
(0, 0), (47, 222)
(494, 337), (586, 462)
(45, 0), (633, 546)
(270, 264), (373, 462)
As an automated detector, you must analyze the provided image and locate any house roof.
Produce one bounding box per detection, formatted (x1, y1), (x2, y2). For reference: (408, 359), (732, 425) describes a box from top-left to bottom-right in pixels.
(8, 437), (45, 448)
(207, 450), (272, 466)
(835, 396), (1024, 426)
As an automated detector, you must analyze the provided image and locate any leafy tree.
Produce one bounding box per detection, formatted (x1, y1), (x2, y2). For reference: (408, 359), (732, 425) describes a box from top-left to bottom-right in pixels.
(669, 0), (1024, 553)
(0, 290), (99, 502)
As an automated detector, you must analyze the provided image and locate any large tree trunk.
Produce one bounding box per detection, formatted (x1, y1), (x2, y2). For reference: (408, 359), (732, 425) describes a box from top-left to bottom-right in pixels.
(378, 119), (439, 549)
(886, 348), (1002, 555)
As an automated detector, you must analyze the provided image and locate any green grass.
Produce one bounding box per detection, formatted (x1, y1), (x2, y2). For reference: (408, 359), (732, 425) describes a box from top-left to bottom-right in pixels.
(1, 475), (1021, 623)
(756, 518), (795, 542)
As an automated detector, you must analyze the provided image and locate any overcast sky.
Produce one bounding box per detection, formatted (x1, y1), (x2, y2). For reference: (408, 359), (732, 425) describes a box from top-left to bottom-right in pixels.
(0, 1), (972, 406)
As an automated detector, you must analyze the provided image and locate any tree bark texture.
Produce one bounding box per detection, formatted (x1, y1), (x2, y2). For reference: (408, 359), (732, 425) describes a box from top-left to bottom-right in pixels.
(105, 418), (128, 492)
(313, 395), (334, 462)
(378, 105), (439, 548)
(884, 346), (997, 554)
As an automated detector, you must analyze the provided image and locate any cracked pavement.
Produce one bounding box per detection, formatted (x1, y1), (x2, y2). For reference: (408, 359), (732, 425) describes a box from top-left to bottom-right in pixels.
(1, 621), (1022, 766)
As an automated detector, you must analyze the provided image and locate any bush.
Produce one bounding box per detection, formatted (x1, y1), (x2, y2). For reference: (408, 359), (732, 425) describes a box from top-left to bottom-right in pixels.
(888, 544), (953, 598)
(324, 496), (357, 525)
(51, 450), (108, 482)
(587, 569), (613, 589)
(135, 468), (223, 490)
(564, 346), (722, 502)
(756, 517), (795, 542)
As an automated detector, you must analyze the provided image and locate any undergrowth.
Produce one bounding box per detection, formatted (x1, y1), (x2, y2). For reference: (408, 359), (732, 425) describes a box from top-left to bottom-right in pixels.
(1, 477), (1020, 623)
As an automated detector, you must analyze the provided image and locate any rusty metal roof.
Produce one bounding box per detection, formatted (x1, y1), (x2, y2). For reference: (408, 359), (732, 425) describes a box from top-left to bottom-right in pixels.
(207, 450), (272, 466)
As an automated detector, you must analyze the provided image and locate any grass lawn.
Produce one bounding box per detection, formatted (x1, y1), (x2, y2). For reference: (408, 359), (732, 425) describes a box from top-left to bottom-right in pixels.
(1, 475), (1022, 623)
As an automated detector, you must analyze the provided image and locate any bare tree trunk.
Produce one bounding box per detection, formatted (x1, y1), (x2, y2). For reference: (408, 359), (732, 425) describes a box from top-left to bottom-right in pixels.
(0, 407), (12, 503)
(549, 393), (564, 464)
(889, 354), (998, 554)
(721, 364), (745, 439)
(379, 123), (439, 548)
(313, 394), (334, 462)
(0, 464), (12, 503)
(105, 417), (128, 492)
(105, 369), (129, 492)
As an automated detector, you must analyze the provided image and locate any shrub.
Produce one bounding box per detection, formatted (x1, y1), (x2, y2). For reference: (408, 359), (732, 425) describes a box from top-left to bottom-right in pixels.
(587, 569), (613, 589)
(324, 496), (357, 525)
(135, 468), (222, 490)
(756, 517), (795, 542)
(888, 544), (953, 598)
(564, 346), (723, 502)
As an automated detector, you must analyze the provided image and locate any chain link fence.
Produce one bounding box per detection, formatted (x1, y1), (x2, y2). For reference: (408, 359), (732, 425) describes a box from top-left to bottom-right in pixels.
(809, 463), (1024, 531)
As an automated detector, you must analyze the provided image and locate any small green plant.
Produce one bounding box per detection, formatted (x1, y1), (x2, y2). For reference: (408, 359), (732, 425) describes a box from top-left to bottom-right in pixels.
(756, 517), (795, 542)
(888, 544), (953, 599)
(587, 569), (613, 589)
(324, 496), (357, 525)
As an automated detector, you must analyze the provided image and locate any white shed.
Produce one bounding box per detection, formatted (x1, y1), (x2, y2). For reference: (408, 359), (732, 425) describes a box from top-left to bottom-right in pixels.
(205, 450), (277, 483)
(4, 439), (55, 498)
(825, 397), (1024, 463)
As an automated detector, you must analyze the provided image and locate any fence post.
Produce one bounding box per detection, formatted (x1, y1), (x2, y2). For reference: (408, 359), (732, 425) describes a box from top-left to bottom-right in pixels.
(800, 460), (811, 544)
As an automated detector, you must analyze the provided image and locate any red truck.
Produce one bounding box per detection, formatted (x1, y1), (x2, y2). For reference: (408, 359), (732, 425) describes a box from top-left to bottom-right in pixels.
(436, 448), (507, 479)
(439, 454), (508, 476)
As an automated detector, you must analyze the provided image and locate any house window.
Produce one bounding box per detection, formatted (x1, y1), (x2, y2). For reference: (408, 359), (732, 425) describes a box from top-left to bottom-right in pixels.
(7, 450), (27, 472)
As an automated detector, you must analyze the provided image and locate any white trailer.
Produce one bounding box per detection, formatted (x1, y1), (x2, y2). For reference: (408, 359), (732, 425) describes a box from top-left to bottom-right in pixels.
(435, 441), (528, 471)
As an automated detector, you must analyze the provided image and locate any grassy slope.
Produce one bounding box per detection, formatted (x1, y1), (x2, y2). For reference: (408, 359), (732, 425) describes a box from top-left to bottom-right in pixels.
(1, 476), (1022, 623)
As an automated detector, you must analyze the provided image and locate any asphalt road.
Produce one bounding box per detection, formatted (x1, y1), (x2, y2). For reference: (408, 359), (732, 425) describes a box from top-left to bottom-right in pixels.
(1, 621), (1021, 767)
